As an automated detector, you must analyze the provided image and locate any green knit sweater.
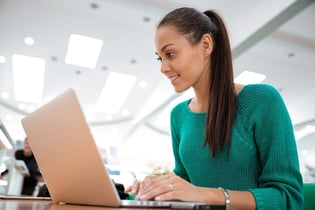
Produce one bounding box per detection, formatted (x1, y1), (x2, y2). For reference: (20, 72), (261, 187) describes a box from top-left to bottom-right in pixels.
(170, 84), (303, 210)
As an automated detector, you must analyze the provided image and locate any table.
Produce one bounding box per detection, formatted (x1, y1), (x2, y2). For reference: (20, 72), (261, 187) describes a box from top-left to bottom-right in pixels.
(0, 199), (170, 210)
(0, 198), (227, 210)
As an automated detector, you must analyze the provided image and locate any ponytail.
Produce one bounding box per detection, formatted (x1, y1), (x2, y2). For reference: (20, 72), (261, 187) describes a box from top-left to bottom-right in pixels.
(203, 10), (237, 157)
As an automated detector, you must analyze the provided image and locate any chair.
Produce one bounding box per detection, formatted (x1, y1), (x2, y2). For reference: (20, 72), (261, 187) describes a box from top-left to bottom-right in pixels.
(303, 183), (315, 210)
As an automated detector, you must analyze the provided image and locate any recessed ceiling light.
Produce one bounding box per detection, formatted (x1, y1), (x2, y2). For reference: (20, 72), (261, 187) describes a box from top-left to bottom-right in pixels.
(51, 56), (58, 62)
(139, 81), (148, 88)
(0, 55), (6, 63)
(1, 92), (10, 99)
(90, 3), (99, 9)
(287, 52), (295, 58)
(18, 103), (26, 110)
(143, 16), (151, 22)
(24, 36), (34, 45)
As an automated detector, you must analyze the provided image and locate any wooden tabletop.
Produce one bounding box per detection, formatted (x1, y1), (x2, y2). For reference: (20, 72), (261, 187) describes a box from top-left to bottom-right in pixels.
(0, 199), (169, 210)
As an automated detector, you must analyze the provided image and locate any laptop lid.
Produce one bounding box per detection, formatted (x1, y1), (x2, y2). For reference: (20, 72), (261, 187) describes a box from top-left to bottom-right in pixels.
(21, 89), (225, 210)
(22, 89), (121, 207)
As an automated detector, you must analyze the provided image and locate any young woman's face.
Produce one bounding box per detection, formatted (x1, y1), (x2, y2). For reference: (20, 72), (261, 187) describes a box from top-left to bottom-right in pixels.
(155, 25), (211, 93)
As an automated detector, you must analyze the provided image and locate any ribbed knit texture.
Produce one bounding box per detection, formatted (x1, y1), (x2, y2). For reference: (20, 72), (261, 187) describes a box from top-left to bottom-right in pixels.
(170, 84), (303, 210)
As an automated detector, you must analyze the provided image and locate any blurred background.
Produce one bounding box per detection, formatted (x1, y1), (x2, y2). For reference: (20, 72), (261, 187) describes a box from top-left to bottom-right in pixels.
(0, 0), (315, 189)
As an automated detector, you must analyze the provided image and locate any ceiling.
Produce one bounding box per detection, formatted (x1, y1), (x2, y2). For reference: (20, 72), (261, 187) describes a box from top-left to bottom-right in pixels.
(0, 0), (315, 165)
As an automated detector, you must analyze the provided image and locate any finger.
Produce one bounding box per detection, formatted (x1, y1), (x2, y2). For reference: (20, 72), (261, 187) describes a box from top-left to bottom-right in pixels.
(125, 185), (132, 192)
(143, 175), (157, 183)
(141, 177), (160, 193)
(154, 183), (181, 201)
(155, 191), (177, 201)
(138, 179), (173, 200)
(138, 174), (178, 200)
(132, 182), (141, 194)
(146, 174), (173, 192)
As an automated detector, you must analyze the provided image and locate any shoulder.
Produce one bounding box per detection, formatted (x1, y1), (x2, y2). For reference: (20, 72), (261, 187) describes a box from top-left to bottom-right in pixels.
(236, 84), (288, 120)
(239, 83), (280, 97)
(15, 150), (24, 159)
(171, 99), (190, 115)
(170, 99), (191, 126)
(238, 84), (283, 106)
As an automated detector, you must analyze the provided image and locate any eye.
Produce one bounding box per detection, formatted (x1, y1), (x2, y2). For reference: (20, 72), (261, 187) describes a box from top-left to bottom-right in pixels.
(166, 52), (175, 58)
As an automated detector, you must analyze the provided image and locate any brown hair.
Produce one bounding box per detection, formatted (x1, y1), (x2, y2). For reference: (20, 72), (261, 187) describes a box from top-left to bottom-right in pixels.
(158, 7), (237, 157)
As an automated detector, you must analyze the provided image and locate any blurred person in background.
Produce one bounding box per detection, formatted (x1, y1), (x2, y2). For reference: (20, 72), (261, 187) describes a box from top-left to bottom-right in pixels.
(15, 137), (43, 196)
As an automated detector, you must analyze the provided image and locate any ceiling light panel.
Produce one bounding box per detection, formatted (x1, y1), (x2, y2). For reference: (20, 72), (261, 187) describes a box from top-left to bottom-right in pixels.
(12, 54), (46, 103)
(96, 72), (137, 114)
(65, 34), (103, 69)
(234, 70), (266, 85)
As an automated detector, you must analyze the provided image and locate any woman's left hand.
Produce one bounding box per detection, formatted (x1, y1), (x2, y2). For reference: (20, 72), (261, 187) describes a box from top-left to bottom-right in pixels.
(137, 173), (205, 202)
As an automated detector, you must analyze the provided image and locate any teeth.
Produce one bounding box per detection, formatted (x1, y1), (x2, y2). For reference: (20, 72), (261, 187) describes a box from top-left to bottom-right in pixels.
(169, 75), (178, 81)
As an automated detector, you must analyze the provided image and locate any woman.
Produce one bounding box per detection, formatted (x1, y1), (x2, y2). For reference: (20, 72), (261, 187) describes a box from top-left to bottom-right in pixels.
(126, 7), (303, 210)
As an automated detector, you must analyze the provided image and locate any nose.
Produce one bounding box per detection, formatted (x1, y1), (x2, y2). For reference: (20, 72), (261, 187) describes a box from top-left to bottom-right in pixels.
(160, 60), (171, 74)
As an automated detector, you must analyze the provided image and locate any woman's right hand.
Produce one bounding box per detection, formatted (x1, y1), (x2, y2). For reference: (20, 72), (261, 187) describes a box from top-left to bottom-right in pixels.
(125, 180), (141, 196)
(125, 175), (157, 199)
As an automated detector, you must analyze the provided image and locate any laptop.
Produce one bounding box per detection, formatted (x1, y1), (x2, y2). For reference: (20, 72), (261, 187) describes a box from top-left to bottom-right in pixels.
(21, 89), (225, 210)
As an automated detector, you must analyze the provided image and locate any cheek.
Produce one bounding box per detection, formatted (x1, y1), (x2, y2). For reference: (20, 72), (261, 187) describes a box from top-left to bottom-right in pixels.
(181, 52), (205, 77)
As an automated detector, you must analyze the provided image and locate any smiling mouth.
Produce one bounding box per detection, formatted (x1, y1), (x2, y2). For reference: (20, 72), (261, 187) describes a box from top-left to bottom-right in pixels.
(169, 75), (179, 81)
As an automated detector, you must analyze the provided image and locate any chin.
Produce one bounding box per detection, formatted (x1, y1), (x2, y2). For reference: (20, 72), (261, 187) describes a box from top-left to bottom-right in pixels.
(173, 87), (183, 93)
(173, 86), (189, 93)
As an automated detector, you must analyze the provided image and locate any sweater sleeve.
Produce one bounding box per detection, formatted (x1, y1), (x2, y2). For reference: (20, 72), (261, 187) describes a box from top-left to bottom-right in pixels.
(246, 85), (303, 210)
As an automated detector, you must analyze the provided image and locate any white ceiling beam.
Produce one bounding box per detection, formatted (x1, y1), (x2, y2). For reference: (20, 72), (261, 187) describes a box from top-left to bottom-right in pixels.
(232, 0), (315, 58)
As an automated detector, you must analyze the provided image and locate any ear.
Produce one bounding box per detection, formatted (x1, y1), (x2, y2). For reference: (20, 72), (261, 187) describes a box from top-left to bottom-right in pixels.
(201, 34), (213, 56)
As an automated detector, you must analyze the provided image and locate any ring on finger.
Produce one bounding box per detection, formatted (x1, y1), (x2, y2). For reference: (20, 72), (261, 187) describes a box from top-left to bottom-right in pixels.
(168, 184), (174, 191)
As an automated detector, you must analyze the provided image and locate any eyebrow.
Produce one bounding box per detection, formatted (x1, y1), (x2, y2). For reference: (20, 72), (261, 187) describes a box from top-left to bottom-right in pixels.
(158, 43), (174, 54)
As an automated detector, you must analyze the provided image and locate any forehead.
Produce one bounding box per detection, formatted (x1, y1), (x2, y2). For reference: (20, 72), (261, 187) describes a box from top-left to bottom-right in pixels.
(155, 25), (187, 51)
